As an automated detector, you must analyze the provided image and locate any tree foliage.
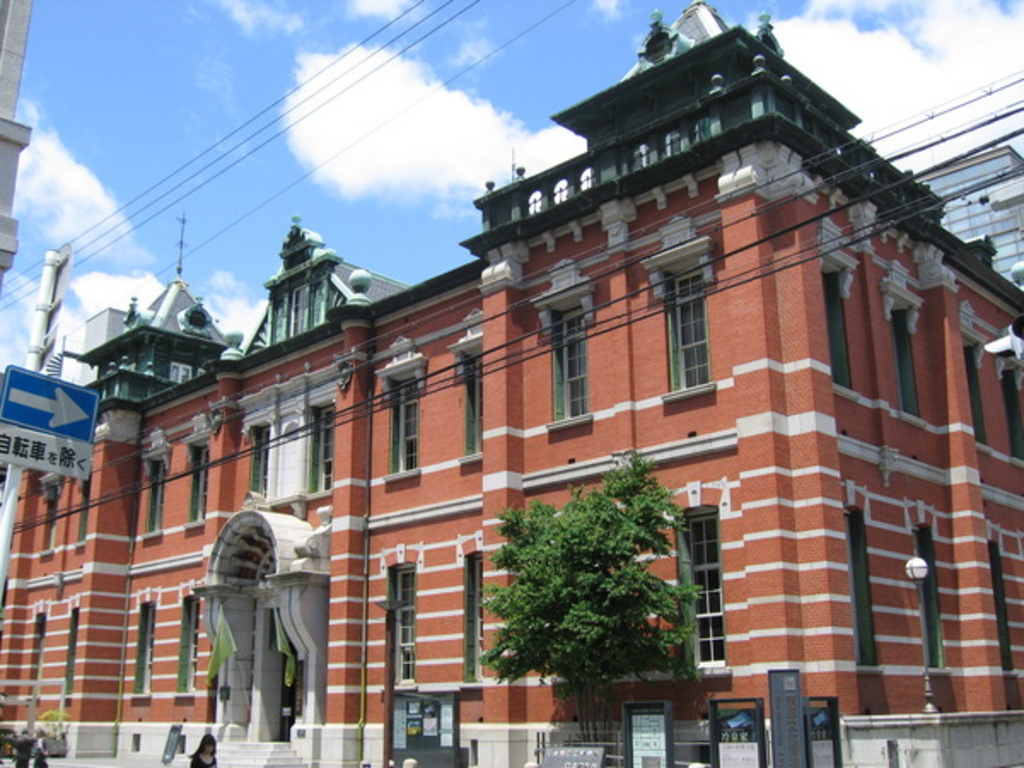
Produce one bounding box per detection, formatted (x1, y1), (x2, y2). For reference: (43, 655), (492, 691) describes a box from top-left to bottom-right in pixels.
(482, 454), (698, 738)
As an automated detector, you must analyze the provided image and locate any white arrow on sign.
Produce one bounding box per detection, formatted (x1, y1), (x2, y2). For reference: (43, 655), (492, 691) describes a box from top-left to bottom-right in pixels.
(8, 385), (90, 429)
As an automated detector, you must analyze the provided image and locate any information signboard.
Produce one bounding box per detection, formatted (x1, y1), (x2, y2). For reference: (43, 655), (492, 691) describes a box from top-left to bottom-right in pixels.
(808, 697), (842, 768)
(623, 701), (673, 768)
(393, 692), (460, 768)
(0, 421), (92, 480)
(709, 698), (767, 768)
(0, 365), (98, 443)
(541, 745), (605, 768)
(769, 669), (809, 768)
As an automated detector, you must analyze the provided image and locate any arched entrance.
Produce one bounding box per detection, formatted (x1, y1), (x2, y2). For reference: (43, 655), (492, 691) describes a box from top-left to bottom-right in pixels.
(196, 507), (330, 744)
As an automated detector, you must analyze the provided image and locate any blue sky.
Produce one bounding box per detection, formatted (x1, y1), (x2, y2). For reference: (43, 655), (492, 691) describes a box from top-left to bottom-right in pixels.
(2, 0), (1023, 376)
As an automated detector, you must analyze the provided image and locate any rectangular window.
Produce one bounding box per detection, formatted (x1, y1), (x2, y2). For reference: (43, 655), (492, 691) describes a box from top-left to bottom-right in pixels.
(169, 362), (194, 383)
(846, 510), (877, 665)
(31, 613), (46, 681)
(135, 602), (156, 694)
(988, 541), (1013, 672)
(464, 554), (484, 682)
(914, 528), (944, 668)
(668, 273), (711, 391)
(146, 460), (165, 533)
(250, 426), (270, 495)
(553, 310), (588, 420)
(964, 347), (987, 444)
(290, 285), (309, 336)
(892, 309), (919, 416)
(823, 271), (851, 388)
(389, 382), (419, 474)
(309, 405), (335, 492)
(188, 445), (209, 522)
(1001, 371), (1024, 460)
(462, 356), (483, 456)
(64, 608), (79, 696)
(680, 512), (725, 666)
(391, 567), (417, 683)
(44, 485), (59, 551)
(177, 597), (200, 692)
(77, 479), (91, 543)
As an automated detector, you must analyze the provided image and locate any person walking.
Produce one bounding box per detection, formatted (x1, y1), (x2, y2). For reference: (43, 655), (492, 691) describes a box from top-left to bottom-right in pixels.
(189, 734), (217, 768)
(30, 731), (46, 768)
(12, 731), (32, 768)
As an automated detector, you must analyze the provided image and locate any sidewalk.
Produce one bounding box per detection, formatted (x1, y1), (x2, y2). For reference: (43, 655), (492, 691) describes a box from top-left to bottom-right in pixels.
(44, 757), (184, 768)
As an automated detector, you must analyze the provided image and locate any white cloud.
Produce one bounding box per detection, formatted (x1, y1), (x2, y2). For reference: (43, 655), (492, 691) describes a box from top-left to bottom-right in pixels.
(592, 0), (624, 20)
(777, 0), (1024, 171)
(214, 0), (303, 35)
(346, 0), (416, 20)
(284, 45), (586, 214)
(15, 110), (153, 267)
(202, 269), (268, 345)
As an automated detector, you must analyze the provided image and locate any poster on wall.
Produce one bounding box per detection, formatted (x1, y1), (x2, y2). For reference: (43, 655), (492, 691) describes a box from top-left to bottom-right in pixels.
(709, 698), (767, 768)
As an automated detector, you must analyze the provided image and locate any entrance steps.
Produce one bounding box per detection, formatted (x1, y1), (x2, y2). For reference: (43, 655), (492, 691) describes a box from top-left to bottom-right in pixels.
(213, 742), (305, 767)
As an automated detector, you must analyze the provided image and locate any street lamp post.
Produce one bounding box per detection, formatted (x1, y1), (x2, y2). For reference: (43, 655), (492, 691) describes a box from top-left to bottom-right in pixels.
(905, 557), (938, 714)
(375, 598), (403, 768)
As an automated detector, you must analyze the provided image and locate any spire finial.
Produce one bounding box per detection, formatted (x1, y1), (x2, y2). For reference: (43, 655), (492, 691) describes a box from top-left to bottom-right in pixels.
(175, 212), (188, 278)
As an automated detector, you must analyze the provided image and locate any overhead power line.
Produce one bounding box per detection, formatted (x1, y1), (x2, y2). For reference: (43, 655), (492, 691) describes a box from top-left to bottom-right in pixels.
(14, 121), (1024, 534)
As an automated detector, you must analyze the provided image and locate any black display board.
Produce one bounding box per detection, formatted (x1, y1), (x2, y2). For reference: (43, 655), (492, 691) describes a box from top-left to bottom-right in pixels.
(393, 692), (460, 768)
(709, 698), (767, 768)
(622, 701), (673, 768)
(808, 697), (842, 768)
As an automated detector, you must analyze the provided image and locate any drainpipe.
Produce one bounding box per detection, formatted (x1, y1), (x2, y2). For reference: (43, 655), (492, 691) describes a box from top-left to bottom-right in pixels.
(112, 427), (144, 756)
(356, 343), (376, 765)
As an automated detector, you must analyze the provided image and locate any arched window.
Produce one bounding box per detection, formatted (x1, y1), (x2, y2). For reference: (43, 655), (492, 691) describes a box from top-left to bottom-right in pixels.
(665, 131), (682, 157)
(634, 143), (650, 170)
(553, 179), (570, 204)
(528, 190), (544, 215)
(580, 167), (595, 191)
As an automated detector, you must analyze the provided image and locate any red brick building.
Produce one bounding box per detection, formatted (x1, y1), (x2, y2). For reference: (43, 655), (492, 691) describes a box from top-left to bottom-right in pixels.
(2, 4), (1023, 767)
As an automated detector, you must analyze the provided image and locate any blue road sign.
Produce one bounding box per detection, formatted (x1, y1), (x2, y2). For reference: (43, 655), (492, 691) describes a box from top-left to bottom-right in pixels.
(0, 365), (99, 443)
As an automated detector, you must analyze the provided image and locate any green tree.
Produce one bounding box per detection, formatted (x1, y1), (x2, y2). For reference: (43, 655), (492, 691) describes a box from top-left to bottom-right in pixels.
(482, 454), (698, 740)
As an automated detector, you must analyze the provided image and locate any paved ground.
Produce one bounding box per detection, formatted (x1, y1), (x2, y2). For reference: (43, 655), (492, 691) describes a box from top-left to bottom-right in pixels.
(12, 758), (184, 768)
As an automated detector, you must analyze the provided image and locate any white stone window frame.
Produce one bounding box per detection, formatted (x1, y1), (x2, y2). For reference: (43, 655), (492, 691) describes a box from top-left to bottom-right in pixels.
(533, 263), (595, 430)
(880, 261), (924, 331)
(533, 259), (595, 333)
(141, 430), (171, 534)
(818, 217), (858, 295)
(642, 230), (717, 401)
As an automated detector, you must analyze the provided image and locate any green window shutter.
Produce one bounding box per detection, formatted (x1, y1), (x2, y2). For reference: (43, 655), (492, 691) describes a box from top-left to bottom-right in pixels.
(177, 598), (195, 692)
(552, 313), (566, 421)
(914, 528), (944, 668)
(389, 390), (401, 474)
(964, 347), (987, 444)
(988, 541), (1013, 671)
(64, 608), (80, 696)
(135, 604), (153, 694)
(892, 310), (919, 416)
(666, 285), (682, 391)
(309, 411), (322, 492)
(823, 271), (852, 388)
(847, 511), (877, 665)
(1002, 371), (1024, 459)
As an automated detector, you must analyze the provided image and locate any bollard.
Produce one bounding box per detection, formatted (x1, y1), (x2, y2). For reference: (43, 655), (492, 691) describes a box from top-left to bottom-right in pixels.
(402, 759), (419, 768)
